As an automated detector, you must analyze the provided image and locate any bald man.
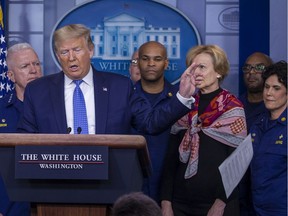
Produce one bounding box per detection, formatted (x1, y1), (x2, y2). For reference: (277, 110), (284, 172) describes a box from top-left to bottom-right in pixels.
(239, 52), (273, 216)
(240, 52), (273, 130)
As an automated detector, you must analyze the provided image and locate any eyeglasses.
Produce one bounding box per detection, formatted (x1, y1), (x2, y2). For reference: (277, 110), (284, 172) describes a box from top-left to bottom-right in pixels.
(131, 59), (138, 65)
(242, 63), (266, 74)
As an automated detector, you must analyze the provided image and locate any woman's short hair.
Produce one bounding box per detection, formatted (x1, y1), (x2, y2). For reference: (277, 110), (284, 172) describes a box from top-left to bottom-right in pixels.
(262, 60), (287, 89)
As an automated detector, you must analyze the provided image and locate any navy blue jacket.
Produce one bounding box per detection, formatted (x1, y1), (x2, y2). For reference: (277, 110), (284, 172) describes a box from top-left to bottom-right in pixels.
(250, 109), (287, 216)
(0, 92), (23, 133)
(132, 80), (179, 203)
(0, 91), (30, 215)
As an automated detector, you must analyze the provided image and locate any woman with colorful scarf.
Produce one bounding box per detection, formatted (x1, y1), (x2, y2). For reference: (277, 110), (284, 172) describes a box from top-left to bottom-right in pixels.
(160, 45), (247, 216)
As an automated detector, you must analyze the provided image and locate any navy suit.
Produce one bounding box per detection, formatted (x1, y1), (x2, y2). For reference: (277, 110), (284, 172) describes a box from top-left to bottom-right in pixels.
(18, 66), (190, 134)
(18, 68), (132, 134)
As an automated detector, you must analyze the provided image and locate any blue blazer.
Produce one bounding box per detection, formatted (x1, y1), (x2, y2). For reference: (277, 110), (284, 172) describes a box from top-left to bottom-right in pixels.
(18, 67), (132, 134)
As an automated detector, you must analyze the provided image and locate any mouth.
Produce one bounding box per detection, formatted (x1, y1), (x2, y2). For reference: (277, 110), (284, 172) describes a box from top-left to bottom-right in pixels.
(195, 77), (203, 85)
(69, 65), (79, 72)
(146, 69), (156, 73)
(145, 70), (157, 75)
(247, 78), (258, 82)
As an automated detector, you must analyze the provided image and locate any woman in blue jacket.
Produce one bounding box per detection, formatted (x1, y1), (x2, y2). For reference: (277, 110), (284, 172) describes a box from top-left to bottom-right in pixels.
(250, 61), (287, 216)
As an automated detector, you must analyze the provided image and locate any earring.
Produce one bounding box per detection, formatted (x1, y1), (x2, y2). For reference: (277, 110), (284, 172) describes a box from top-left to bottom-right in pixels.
(217, 75), (221, 79)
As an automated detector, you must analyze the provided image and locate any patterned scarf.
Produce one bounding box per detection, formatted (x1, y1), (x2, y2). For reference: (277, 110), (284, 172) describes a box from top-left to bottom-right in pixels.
(174, 89), (247, 179)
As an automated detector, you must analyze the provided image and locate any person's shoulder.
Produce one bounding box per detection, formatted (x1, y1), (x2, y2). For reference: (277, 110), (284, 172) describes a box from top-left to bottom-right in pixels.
(0, 91), (16, 107)
(27, 72), (63, 88)
(221, 89), (244, 107)
(238, 92), (248, 104)
(95, 70), (129, 79)
(93, 70), (131, 85)
(222, 89), (241, 100)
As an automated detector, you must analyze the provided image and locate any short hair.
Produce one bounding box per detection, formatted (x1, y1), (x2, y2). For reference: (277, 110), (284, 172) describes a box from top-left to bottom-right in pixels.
(186, 45), (229, 82)
(262, 60), (287, 89)
(138, 41), (167, 59)
(111, 192), (162, 216)
(53, 24), (94, 52)
(6, 42), (36, 68)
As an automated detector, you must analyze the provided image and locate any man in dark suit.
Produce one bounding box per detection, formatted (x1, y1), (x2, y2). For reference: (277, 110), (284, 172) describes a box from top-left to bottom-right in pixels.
(18, 24), (196, 134)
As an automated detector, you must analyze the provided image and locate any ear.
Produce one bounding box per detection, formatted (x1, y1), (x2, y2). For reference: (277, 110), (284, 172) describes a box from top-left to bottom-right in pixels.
(89, 46), (94, 58)
(164, 59), (169, 70)
(7, 70), (15, 83)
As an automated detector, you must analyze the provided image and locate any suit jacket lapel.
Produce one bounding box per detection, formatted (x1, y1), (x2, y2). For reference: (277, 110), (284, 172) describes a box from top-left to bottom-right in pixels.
(50, 72), (67, 133)
(93, 69), (109, 134)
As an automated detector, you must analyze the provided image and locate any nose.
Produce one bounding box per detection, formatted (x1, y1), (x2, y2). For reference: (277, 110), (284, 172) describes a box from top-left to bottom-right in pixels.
(248, 67), (258, 74)
(266, 87), (273, 95)
(68, 50), (76, 61)
(193, 66), (201, 76)
(29, 62), (38, 73)
(147, 58), (155, 66)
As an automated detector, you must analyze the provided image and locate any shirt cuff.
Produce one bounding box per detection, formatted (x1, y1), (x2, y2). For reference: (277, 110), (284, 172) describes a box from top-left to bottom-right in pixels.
(176, 92), (195, 109)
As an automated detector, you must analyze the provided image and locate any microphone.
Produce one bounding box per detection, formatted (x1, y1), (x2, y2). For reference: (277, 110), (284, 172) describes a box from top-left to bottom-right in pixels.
(77, 127), (82, 134)
(67, 127), (72, 134)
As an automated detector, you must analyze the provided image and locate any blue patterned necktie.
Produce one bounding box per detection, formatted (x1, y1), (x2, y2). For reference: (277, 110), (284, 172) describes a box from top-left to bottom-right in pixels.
(73, 80), (88, 134)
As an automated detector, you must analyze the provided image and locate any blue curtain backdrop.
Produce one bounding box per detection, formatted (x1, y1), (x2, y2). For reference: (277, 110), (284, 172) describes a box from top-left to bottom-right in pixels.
(239, 0), (270, 95)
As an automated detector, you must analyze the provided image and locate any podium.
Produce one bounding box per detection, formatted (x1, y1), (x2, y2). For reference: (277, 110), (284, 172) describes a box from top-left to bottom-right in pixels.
(0, 133), (151, 216)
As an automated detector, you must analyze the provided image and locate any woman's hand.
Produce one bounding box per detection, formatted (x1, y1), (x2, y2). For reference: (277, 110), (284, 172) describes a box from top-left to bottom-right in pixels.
(179, 63), (197, 98)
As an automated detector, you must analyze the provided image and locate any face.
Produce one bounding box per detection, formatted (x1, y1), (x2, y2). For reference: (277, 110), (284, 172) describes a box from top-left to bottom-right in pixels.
(56, 36), (93, 80)
(129, 51), (141, 83)
(192, 53), (220, 94)
(243, 54), (270, 93)
(8, 49), (42, 90)
(138, 43), (168, 83)
(263, 74), (287, 119)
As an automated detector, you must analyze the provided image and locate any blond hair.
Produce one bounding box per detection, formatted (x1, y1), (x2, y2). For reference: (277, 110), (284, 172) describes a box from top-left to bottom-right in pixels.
(53, 24), (94, 52)
(186, 45), (229, 81)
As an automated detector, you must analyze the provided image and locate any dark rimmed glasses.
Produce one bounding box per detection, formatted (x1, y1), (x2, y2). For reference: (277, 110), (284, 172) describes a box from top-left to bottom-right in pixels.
(242, 63), (266, 74)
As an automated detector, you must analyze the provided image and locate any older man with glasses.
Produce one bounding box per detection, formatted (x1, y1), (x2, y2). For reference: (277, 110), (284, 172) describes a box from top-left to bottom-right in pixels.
(238, 52), (273, 216)
(129, 50), (141, 84)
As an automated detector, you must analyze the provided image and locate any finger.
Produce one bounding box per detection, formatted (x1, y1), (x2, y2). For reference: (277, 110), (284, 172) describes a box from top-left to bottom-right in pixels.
(188, 62), (199, 76)
(182, 63), (198, 78)
(181, 64), (194, 79)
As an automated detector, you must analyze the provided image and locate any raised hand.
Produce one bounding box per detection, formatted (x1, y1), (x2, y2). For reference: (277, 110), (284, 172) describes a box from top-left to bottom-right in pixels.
(179, 63), (197, 98)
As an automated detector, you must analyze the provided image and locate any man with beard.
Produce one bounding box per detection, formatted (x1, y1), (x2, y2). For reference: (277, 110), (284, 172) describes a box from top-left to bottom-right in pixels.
(240, 52), (273, 131)
(238, 52), (273, 216)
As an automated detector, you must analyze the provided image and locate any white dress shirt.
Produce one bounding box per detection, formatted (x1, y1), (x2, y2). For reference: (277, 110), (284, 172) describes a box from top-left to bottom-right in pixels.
(64, 66), (96, 134)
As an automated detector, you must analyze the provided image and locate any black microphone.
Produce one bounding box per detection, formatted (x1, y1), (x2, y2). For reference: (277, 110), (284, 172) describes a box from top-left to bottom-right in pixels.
(77, 127), (82, 134)
(67, 127), (72, 134)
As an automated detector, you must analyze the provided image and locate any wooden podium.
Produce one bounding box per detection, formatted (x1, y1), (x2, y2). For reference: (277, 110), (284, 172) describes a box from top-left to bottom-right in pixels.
(0, 133), (151, 216)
